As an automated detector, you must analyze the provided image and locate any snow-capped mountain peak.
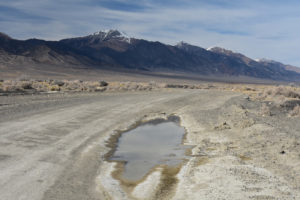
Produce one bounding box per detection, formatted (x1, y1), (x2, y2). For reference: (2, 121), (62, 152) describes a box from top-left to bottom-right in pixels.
(207, 46), (233, 54)
(176, 41), (191, 47)
(91, 29), (131, 43)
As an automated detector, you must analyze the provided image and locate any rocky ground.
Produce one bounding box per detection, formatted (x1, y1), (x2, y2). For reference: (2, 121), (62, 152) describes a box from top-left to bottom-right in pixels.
(0, 88), (299, 200)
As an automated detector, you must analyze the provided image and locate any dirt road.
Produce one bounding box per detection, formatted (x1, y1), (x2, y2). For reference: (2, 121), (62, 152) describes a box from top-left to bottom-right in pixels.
(0, 89), (299, 200)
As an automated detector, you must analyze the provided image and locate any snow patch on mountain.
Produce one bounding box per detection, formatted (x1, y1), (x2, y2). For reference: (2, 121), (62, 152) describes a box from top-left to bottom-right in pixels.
(255, 58), (276, 63)
(206, 46), (215, 51)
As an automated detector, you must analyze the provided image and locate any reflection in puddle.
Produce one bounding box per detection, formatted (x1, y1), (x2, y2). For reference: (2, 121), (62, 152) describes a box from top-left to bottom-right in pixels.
(110, 118), (189, 182)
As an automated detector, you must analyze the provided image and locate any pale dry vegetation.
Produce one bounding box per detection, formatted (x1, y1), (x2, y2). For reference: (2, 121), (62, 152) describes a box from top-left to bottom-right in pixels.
(1, 79), (299, 117)
(210, 83), (300, 117)
(247, 85), (300, 117)
(260, 103), (272, 116)
(165, 83), (300, 117)
(259, 86), (300, 100)
(0, 80), (167, 94)
(0, 80), (109, 93)
(289, 105), (300, 117)
(106, 81), (165, 91)
(0, 80), (236, 94)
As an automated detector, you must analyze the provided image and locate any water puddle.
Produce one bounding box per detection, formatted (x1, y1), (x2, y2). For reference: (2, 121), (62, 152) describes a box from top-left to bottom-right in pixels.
(109, 117), (190, 182)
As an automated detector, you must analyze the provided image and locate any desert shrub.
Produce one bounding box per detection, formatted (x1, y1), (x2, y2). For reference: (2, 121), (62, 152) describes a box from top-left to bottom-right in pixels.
(52, 80), (65, 87)
(1, 80), (20, 92)
(21, 82), (33, 89)
(49, 85), (60, 91)
(165, 84), (190, 89)
(285, 90), (300, 99)
(2, 85), (23, 92)
(95, 87), (106, 92)
(289, 105), (300, 117)
(244, 86), (256, 91)
(79, 81), (104, 92)
(127, 82), (138, 90)
(31, 82), (47, 92)
(273, 95), (286, 106)
(99, 81), (108, 87)
(105, 81), (159, 91)
(63, 80), (82, 91)
(271, 86), (300, 98)
(0, 80), (170, 93)
(260, 103), (271, 116)
(260, 86), (300, 102)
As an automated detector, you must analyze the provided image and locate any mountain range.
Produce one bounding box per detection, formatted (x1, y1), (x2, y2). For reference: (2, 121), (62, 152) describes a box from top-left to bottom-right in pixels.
(1, 30), (300, 82)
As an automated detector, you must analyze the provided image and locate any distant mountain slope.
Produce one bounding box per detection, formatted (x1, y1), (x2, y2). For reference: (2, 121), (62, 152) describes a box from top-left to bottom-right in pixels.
(1, 30), (300, 81)
(285, 65), (300, 74)
(255, 58), (300, 74)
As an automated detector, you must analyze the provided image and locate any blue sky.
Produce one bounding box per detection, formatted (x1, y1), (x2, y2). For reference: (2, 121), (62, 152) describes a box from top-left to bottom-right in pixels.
(1, 0), (300, 66)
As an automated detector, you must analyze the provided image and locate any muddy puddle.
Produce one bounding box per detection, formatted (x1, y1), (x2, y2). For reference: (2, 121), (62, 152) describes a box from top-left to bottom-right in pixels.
(109, 117), (190, 182)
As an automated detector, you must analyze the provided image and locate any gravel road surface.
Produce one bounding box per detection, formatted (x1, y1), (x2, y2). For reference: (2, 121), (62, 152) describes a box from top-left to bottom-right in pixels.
(0, 90), (299, 200)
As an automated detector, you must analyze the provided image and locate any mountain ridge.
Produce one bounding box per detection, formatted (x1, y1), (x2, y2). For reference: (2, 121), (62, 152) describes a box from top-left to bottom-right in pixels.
(1, 30), (300, 81)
